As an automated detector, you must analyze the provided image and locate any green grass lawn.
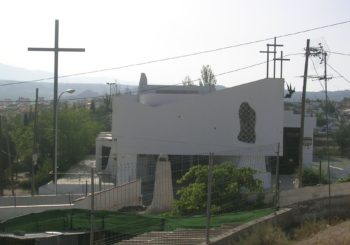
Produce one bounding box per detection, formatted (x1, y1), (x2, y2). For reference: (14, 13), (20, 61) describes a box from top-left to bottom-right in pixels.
(162, 208), (273, 230)
(0, 208), (273, 235)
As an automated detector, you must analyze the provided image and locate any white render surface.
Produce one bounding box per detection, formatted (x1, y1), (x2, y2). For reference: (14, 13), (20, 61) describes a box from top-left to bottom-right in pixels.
(112, 78), (284, 156)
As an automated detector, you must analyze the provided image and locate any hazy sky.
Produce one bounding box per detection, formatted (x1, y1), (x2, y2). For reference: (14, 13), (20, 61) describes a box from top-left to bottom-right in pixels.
(0, 0), (349, 91)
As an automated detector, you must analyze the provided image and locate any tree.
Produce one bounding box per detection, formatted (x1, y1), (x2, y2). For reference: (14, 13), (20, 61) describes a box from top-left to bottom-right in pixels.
(200, 65), (217, 87)
(321, 100), (336, 115)
(6, 106), (103, 191)
(335, 123), (350, 156)
(182, 76), (194, 86)
(316, 112), (327, 127)
(57, 108), (102, 171)
(172, 163), (263, 215)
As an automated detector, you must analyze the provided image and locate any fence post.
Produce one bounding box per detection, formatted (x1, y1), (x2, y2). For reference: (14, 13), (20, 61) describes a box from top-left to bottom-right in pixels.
(90, 167), (95, 245)
(275, 143), (280, 210)
(206, 152), (214, 244)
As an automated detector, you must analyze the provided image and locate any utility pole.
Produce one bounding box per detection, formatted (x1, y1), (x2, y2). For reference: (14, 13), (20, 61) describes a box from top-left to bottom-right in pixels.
(298, 39), (310, 187)
(322, 50), (331, 224)
(298, 40), (324, 187)
(31, 88), (39, 196)
(28, 20), (85, 189)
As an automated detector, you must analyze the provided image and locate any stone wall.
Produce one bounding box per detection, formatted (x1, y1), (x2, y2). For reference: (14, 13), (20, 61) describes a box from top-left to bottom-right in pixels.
(209, 194), (350, 245)
(280, 182), (350, 207)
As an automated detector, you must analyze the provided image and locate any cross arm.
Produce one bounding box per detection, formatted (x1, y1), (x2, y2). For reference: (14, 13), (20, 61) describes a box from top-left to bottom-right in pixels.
(28, 47), (55, 51)
(58, 48), (85, 52)
(28, 48), (85, 52)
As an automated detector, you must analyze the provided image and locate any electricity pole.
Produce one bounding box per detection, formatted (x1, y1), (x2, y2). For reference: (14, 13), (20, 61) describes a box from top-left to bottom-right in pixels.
(315, 46), (331, 223)
(298, 40), (323, 187)
(298, 39), (310, 187)
(323, 52), (332, 224)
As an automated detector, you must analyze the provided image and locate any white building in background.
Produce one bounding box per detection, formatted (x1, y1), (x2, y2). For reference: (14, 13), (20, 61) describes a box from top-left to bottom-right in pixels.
(96, 74), (316, 190)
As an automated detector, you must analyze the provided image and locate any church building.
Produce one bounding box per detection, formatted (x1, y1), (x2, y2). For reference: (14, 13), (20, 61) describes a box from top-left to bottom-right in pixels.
(96, 74), (316, 191)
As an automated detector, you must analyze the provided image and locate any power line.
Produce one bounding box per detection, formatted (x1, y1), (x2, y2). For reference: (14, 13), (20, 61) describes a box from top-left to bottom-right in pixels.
(1, 20), (349, 87)
(0, 60), (272, 101)
(0, 52), (303, 103)
(327, 63), (350, 83)
(328, 51), (350, 56)
(310, 57), (325, 91)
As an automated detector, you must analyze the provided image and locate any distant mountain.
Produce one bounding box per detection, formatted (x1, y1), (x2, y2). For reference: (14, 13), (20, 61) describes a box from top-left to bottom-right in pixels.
(1, 62), (350, 101)
(287, 90), (350, 102)
(0, 81), (138, 100)
(0, 63), (136, 100)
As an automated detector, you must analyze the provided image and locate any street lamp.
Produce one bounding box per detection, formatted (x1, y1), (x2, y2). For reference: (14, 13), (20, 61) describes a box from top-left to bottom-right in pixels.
(106, 82), (116, 98)
(54, 89), (75, 194)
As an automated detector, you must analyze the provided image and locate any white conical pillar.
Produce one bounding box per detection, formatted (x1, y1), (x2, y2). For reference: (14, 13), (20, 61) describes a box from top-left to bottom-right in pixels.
(147, 154), (174, 213)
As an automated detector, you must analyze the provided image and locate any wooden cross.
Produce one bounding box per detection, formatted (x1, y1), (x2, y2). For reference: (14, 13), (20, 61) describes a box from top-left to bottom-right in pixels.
(275, 51), (290, 78)
(268, 37), (283, 78)
(260, 45), (275, 78)
(28, 19), (85, 185)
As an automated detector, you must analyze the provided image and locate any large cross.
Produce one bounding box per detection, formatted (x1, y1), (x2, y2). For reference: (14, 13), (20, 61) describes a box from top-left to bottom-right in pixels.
(275, 51), (290, 78)
(260, 45), (275, 78)
(268, 37), (283, 78)
(28, 19), (85, 189)
(260, 37), (284, 78)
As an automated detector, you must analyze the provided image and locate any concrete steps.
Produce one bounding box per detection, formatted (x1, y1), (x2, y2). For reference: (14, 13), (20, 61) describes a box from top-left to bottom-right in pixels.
(115, 223), (241, 244)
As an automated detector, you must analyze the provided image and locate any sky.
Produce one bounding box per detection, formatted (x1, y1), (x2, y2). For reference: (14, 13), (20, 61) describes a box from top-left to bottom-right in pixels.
(0, 0), (349, 91)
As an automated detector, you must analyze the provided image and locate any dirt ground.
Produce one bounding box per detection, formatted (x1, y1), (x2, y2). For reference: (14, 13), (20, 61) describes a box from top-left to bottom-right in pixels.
(295, 220), (350, 245)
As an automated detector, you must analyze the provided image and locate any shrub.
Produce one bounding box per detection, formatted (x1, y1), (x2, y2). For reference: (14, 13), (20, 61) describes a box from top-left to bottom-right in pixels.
(235, 223), (289, 245)
(172, 163), (263, 215)
(302, 168), (328, 186)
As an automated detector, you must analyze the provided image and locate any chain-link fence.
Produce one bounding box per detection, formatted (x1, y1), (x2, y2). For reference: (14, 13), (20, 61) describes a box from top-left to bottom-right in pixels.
(4, 140), (350, 244)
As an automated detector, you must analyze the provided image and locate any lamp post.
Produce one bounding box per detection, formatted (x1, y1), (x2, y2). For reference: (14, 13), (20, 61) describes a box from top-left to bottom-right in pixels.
(106, 82), (116, 98)
(54, 89), (75, 194)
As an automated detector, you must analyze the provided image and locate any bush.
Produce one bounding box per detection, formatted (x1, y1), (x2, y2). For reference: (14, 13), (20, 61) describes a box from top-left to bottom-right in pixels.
(302, 168), (328, 186)
(235, 223), (289, 245)
(172, 163), (263, 215)
(338, 175), (350, 183)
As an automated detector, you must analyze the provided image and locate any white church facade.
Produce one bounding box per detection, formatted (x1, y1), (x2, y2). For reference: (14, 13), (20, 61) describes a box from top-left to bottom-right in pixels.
(96, 74), (316, 191)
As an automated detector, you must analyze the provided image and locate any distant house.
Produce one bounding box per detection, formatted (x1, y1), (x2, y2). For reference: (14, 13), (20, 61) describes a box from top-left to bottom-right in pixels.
(96, 74), (316, 190)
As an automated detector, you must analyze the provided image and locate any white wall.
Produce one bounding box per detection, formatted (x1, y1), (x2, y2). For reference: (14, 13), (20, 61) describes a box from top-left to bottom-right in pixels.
(112, 78), (284, 156)
(116, 154), (137, 185)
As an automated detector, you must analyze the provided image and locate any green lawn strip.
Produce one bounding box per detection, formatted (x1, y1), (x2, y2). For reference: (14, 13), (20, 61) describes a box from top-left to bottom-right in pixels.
(157, 208), (274, 231)
(0, 208), (273, 234)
